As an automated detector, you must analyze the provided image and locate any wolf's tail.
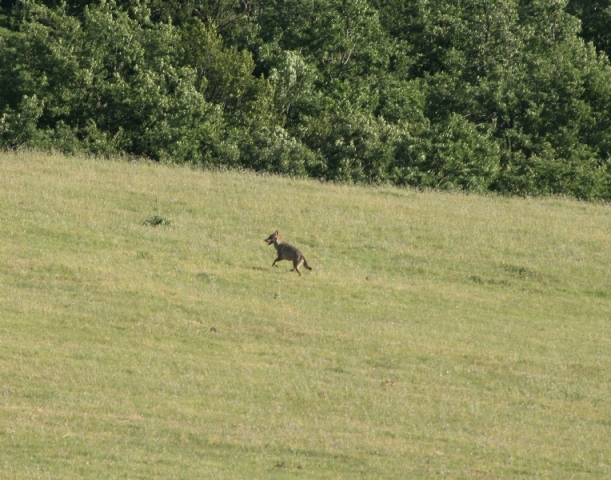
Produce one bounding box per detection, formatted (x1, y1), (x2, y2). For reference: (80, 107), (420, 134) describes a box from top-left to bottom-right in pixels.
(302, 256), (312, 270)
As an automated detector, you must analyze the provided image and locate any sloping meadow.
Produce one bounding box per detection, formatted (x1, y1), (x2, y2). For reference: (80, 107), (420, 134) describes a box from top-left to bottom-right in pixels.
(1, 152), (609, 478)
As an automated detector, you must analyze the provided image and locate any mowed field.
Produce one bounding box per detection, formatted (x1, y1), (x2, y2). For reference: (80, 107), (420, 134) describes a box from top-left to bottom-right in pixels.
(0, 151), (609, 479)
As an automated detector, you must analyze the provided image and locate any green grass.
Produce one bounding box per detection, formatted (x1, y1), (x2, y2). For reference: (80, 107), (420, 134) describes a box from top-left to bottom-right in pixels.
(1, 151), (609, 479)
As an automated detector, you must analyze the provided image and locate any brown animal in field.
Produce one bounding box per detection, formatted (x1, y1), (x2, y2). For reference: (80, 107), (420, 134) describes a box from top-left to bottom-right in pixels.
(265, 230), (312, 276)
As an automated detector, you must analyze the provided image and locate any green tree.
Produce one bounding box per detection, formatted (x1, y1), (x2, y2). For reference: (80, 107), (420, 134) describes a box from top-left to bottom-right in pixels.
(0, 1), (227, 161)
(375, 0), (611, 199)
(567, 0), (611, 58)
(401, 113), (500, 192)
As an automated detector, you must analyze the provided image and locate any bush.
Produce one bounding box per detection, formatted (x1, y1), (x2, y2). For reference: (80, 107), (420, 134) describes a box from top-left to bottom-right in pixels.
(401, 114), (500, 193)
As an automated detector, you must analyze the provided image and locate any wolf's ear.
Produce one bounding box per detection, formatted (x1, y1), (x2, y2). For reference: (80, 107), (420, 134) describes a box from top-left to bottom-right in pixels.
(274, 230), (279, 235)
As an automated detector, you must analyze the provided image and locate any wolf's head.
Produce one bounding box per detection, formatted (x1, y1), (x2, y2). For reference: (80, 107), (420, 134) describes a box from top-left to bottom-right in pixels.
(265, 230), (280, 245)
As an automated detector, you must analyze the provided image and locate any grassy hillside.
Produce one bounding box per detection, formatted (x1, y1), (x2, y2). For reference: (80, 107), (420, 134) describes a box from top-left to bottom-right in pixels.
(1, 151), (609, 479)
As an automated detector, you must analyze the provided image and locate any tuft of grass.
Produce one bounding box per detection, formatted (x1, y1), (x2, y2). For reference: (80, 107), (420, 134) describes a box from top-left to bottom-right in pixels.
(0, 151), (610, 479)
(143, 214), (171, 227)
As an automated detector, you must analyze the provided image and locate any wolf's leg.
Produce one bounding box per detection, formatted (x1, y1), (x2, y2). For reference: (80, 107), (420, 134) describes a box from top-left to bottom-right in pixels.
(291, 258), (303, 276)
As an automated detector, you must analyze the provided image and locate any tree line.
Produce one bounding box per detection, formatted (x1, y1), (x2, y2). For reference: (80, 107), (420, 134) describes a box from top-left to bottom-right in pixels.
(1, 0), (611, 200)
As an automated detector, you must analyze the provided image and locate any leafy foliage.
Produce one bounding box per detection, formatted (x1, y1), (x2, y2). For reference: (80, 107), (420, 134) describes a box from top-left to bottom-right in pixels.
(1, 0), (610, 199)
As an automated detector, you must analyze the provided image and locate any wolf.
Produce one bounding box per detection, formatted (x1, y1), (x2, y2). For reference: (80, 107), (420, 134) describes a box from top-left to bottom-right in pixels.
(265, 230), (312, 276)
